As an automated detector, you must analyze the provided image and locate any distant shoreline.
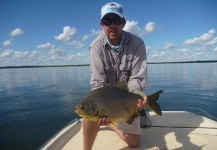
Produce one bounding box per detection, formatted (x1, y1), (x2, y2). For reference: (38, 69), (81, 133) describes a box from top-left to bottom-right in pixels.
(148, 60), (217, 64)
(0, 60), (217, 69)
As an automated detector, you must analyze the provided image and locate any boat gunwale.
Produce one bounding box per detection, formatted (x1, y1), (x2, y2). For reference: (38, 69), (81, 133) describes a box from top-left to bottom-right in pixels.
(38, 118), (82, 150)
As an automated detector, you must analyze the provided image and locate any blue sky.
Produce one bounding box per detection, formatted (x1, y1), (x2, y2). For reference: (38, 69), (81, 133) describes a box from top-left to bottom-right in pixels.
(0, 0), (217, 66)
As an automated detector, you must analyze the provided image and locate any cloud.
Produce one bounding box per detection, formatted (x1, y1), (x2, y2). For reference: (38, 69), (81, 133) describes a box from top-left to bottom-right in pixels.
(183, 29), (215, 45)
(0, 48), (90, 66)
(44, 48), (89, 65)
(68, 40), (84, 49)
(178, 48), (189, 53)
(9, 28), (24, 37)
(204, 37), (217, 46)
(123, 20), (140, 34)
(144, 22), (157, 33)
(48, 48), (68, 60)
(146, 46), (151, 52)
(55, 26), (77, 41)
(82, 30), (102, 42)
(66, 29), (102, 50)
(148, 47), (193, 62)
(2, 40), (13, 46)
(123, 21), (159, 36)
(82, 34), (91, 41)
(0, 49), (42, 66)
(13, 51), (29, 59)
(164, 42), (175, 49)
(214, 47), (217, 52)
(91, 29), (103, 35)
(37, 42), (55, 49)
(0, 50), (13, 58)
(0, 49), (29, 59)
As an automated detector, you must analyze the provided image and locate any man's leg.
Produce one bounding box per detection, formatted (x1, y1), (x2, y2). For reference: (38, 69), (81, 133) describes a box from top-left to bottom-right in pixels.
(83, 118), (100, 150)
(108, 124), (140, 148)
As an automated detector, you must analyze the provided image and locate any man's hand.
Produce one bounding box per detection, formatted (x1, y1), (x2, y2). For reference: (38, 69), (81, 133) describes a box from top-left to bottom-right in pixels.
(97, 117), (110, 126)
(137, 95), (148, 110)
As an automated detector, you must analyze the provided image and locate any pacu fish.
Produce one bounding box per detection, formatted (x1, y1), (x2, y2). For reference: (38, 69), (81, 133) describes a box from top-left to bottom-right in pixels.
(75, 82), (163, 125)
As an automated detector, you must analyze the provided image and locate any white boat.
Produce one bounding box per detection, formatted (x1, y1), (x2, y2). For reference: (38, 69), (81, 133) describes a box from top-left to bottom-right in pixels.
(39, 111), (217, 150)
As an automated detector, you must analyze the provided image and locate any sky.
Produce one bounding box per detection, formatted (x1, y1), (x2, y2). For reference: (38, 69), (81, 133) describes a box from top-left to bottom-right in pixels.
(0, 0), (217, 66)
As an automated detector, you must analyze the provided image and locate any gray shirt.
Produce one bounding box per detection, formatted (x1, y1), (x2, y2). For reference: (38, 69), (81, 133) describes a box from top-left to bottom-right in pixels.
(89, 31), (147, 91)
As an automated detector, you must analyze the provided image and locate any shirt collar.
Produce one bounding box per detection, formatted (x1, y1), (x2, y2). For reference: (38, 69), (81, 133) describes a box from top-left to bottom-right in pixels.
(102, 31), (128, 47)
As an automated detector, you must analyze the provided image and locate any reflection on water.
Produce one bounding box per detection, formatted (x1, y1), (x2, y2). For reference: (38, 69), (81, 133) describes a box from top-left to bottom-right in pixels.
(0, 66), (91, 150)
(0, 63), (216, 150)
(147, 63), (217, 117)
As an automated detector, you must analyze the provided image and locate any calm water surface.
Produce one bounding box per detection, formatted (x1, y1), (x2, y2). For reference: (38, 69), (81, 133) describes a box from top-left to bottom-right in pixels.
(0, 63), (216, 150)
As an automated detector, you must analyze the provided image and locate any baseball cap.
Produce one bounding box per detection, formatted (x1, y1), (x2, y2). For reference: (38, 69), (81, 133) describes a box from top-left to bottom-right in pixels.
(101, 2), (125, 19)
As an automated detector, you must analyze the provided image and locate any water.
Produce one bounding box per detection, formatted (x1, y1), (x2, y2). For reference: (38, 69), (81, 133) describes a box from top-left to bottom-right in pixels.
(0, 63), (216, 150)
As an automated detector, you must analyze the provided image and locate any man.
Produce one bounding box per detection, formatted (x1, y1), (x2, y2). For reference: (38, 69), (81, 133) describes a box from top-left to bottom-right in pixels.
(83, 2), (148, 149)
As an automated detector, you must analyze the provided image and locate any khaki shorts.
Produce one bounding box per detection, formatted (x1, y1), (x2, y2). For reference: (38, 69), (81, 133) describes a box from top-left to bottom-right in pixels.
(116, 117), (141, 134)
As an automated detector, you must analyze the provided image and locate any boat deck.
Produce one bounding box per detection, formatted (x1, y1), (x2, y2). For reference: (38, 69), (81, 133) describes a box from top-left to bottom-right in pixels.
(40, 111), (217, 150)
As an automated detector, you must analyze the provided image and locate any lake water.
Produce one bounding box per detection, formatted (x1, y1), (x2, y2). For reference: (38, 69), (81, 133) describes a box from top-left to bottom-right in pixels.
(0, 63), (217, 150)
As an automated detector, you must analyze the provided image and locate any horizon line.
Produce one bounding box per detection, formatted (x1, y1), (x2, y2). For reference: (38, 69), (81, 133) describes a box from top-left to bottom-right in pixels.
(0, 60), (217, 69)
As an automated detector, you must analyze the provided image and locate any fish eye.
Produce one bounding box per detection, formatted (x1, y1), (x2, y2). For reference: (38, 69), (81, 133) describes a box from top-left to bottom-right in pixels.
(80, 105), (86, 110)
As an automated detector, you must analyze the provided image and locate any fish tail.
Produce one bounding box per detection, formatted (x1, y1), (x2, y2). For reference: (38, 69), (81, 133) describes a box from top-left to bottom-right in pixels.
(147, 90), (163, 116)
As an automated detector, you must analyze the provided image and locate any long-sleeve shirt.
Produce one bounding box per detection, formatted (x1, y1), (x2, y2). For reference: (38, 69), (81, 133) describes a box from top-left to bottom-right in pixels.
(89, 31), (147, 92)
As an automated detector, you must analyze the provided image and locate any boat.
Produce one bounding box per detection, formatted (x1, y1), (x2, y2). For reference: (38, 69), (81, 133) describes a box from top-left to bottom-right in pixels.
(39, 111), (217, 150)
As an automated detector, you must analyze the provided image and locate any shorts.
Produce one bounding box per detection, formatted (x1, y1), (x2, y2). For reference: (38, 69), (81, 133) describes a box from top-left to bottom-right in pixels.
(116, 117), (141, 134)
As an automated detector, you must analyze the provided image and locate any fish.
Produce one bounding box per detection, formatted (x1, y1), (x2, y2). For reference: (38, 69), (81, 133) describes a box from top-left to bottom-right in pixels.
(75, 82), (163, 125)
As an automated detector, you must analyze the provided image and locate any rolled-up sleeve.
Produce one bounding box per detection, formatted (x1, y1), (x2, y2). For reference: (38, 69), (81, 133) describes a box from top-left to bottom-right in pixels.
(128, 40), (147, 91)
(89, 44), (106, 91)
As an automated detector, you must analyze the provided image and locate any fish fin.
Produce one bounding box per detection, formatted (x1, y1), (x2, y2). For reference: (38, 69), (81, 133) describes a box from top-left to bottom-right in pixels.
(134, 106), (141, 116)
(131, 89), (146, 97)
(111, 122), (118, 127)
(115, 81), (128, 91)
(126, 112), (139, 125)
(147, 90), (164, 116)
(126, 116), (135, 125)
(148, 90), (164, 102)
(147, 102), (162, 116)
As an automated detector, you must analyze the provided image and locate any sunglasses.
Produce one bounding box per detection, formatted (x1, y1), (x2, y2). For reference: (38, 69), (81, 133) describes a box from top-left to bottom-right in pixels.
(101, 18), (125, 26)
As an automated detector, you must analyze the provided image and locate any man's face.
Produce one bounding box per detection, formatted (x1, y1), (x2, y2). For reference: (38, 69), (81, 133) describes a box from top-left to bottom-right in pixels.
(100, 13), (126, 45)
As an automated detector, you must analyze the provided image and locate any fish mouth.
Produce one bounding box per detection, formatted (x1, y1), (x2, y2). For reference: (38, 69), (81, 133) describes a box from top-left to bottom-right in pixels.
(75, 108), (91, 118)
(75, 108), (82, 115)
